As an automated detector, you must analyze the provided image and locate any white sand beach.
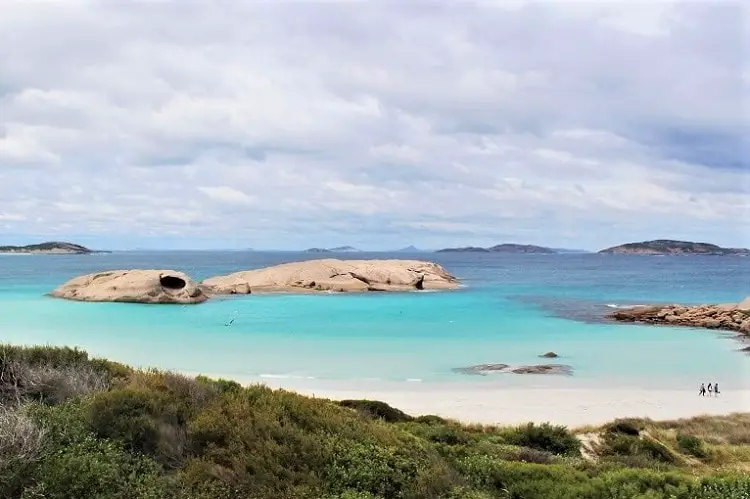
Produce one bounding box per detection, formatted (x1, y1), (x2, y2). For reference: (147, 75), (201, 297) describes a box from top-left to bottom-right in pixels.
(227, 378), (750, 427)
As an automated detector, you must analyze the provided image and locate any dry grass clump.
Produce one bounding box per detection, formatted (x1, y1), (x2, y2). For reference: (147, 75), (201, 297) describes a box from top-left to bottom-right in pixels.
(0, 406), (46, 462)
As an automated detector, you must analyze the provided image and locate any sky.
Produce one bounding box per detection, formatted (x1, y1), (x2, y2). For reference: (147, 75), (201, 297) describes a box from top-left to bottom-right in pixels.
(0, 1), (748, 251)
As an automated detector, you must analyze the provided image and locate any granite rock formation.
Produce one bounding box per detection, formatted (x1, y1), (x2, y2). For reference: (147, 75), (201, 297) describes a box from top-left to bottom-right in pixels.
(50, 270), (207, 304)
(201, 259), (459, 294)
(608, 297), (750, 335)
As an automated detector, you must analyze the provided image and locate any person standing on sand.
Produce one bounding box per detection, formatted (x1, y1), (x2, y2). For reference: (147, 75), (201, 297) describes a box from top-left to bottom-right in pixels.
(699, 383), (706, 396)
(714, 383), (720, 397)
(707, 383), (713, 396)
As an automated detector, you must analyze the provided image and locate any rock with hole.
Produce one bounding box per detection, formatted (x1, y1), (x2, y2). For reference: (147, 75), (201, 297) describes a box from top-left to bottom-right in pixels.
(50, 269), (207, 304)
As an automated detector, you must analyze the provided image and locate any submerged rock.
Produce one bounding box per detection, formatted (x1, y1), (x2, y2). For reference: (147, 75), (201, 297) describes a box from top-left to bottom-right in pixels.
(452, 363), (573, 376)
(50, 270), (207, 304)
(452, 364), (510, 375)
(201, 259), (459, 294)
(509, 364), (573, 376)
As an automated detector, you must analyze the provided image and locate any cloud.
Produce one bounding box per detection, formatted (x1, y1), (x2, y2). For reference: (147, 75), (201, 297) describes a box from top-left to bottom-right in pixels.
(198, 186), (255, 206)
(0, 0), (747, 250)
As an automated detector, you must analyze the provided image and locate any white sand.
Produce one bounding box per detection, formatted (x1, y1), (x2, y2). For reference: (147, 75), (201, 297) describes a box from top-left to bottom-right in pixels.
(225, 378), (750, 427)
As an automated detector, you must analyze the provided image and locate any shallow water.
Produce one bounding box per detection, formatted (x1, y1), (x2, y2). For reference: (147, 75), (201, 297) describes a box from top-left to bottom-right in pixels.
(0, 251), (748, 389)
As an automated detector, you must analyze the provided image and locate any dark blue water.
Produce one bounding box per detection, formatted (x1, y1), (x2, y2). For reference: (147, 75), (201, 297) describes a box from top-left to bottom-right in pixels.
(1, 252), (748, 388)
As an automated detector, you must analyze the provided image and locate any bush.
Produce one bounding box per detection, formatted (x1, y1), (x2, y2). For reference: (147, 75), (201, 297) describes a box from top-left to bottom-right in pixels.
(686, 474), (750, 499)
(640, 437), (678, 464)
(0, 345), (89, 367)
(677, 434), (710, 459)
(599, 433), (678, 465)
(501, 423), (581, 457)
(0, 345), (110, 406)
(457, 457), (590, 497)
(184, 387), (454, 498)
(324, 440), (431, 498)
(0, 407), (47, 499)
(604, 419), (642, 436)
(5, 345), (750, 499)
(586, 468), (692, 499)
(338, 399), (414, 423)
(514, 447), (556, 464)
(86, 388), (186, 467)
(26, 436), (170, 499)
(414, 414), (449, 425)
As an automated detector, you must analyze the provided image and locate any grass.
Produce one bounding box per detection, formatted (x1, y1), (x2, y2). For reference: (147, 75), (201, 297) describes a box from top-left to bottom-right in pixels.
(1, 344), (749, 499)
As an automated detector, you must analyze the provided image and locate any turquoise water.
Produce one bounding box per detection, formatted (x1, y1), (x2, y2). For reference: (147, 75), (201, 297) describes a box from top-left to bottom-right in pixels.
(1, 252), (748, 389)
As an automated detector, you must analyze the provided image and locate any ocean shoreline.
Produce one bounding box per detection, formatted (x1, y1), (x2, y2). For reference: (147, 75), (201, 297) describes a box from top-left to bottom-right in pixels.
(176, 370), (750, 427)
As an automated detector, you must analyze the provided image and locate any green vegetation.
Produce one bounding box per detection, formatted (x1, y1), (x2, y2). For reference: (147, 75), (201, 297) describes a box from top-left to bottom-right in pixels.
(1, 345), (749, 498)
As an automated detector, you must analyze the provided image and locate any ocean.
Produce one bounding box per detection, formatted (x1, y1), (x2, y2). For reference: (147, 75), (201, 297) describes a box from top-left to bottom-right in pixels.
(1, 251), (748, 390)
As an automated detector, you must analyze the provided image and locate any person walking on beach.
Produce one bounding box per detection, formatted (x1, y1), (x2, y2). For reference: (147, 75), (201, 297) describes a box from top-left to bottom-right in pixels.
(699, 383), (706, 396)
(714, 382), (720, 397)
(707, 383), (713, 396)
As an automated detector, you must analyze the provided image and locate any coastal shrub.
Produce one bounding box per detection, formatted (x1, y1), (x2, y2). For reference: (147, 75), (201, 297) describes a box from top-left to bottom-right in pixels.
(0, 406), (46, 462)
(677, 433), (710, 459)
(0, 345), (90, 367)
(88, 358), (132, 382)
(184, 386), (458, 498)
(414, 414), (449, 425)
(400, 421), (473, 448)
(319, 492), (382, 499)
(639, 437), (679, 464)
(604, 418), (643, 436)
(86, 388), (187, 467)
(500, 422), (581, 457)
(457, 457), (591, 498)
(584, 468), (692, 498)
(444, 487), (495, 499)
(324, 440), (434, 498)
(685, 474), (750, 499)
(0, 345), (110, 406)
(27, 437), (170, 499)
(514, 447), (556, 464)
(599, 432), (678, 467)
(338, 399), (414, 423)
(129, 370), (220, 416)
(5, 346), (750, 499)
(649, 413), (750, 446)
(195, 375), (242, 394)
(0, 407), (47, 498)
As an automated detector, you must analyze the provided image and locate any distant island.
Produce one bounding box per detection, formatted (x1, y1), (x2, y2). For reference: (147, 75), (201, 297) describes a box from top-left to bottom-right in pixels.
(0, 241), (98, 255)
(437, 243), (557, 254)
(395, 245), (423, 252)
(304, 246), (360, 253)
(598, 240), (749, 256)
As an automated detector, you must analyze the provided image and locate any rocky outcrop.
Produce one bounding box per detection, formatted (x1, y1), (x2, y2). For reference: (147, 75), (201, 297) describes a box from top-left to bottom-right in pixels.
(608, 297), (750, 335)
(452, 363), (573, 376)
(201, 259), (459, 294)
(50, 270), (207, 304)
(539, 352), (559, 358)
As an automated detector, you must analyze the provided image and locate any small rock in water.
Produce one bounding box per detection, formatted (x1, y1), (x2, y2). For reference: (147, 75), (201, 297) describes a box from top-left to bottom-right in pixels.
(539, 351), (559, 358)
(451, 364), (509, 376)
(510, 364), (573, 376)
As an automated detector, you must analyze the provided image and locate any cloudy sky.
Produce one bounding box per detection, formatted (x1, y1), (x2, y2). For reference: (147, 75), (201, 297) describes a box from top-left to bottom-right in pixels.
(1, 1), (747, 250)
